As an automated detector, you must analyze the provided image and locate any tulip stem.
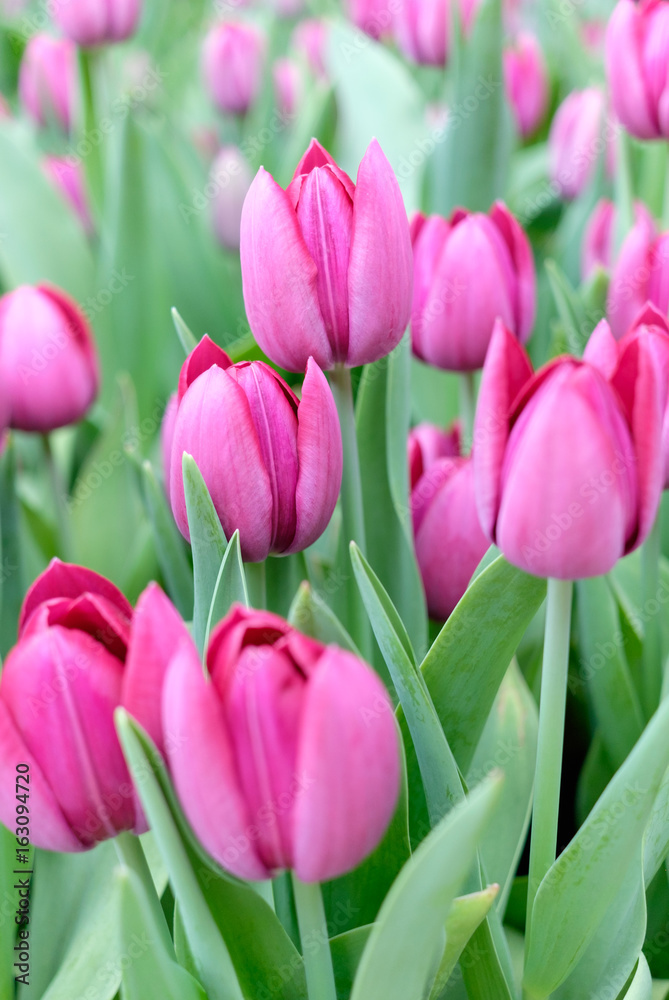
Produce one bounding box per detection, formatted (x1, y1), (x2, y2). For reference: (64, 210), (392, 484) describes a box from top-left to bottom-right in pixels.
(291, 875), (337, 1000)
(42, 434), (74, 562)
(642, 512), (663, 717)
(78, 49), (104, 221)
(459, 372), (476, 454)
(525, 577), (573, 949)
(113, 832), (172, 936)
(246, 560), (267, 610)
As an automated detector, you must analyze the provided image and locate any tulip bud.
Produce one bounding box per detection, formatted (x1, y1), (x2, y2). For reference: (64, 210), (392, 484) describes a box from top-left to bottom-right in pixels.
(607, 215), (669, 339)
(273, 57), (302, 119)
(408, 421), (460, 490)
(53, 0), (143, 46)
(606, 0), (669, 142)
(410, 202), (535, 372)
(503, 32), (548, 139)
(241, 138), (413, 371)
(393, 0), (482, 67)
(169, 337), (342, 562)
(581, 199), (655, 283)
(292, 19), (328, 80)
(0, 285), (99, 432)
(548, 88), (609, 200)
(163, 605), (400, 882)
(202, 22), (265, 116)
(43, 156), (94, 236)
(18, 35), (77, 134)
(473, 319), (665, 579)
(209, 146), (253, 251)
(0, 562), (187, 851)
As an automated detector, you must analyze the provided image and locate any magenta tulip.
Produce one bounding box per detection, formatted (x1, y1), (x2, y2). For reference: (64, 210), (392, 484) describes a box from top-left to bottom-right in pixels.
(346, 0), (394, 39)
(0, 562), (186, 850)
(202, 22), (265, 116)
(474, 319), (665, 579)
(503, 32), (548, 139)
(408, 421), (460, 490)
(393, 0), (482, 67)
(169, 336), (342, 562)
(241, 138), (413, 371)
(53, 0), (142, 45)
(273, 58), (302, 119)
(581, 199), (655, 282)
(43, 156), (93, 235)
(163, 605), (400, 882)
(607, 215), (669, 339)
(18, 35), (77, 134)
(606, 0), (669, 142)
(548, 88), (608, 201)
(209, 146), (253, 251)
(0, 285), (99, 432)
(410, 202), (535, 372)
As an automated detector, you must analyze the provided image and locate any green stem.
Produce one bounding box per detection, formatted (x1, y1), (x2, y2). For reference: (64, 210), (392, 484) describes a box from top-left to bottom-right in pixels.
(291, 875), (337, 1000)
(42, 434), (74, 562)
(642, 512), (662, 717)
(78, 48), (104, 220)
(459, 372), (476, 455)
(613, 129), (635, 257)
(525, 578), (573, 948)
(246, 560), (267, 610)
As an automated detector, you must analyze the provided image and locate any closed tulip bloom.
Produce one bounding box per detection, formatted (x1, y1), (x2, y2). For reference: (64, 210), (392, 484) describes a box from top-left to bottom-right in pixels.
(408, 420), (460, 490)
(169, 336), (342, 562)
(581, 199), (655, 282)
(0, 285), (99, 432)
(410, 203), (535, 372)
(606, 0), (669, 142)
(209, 146), (253, 251)
(43, 156), (93, 235)
(164, 605), (400, 882)
(0, 562), (186, 850)
(241, 139), (413, 371)
(53, 0), (142, 45)
(202, 22), (265, 116)
(19, 35), (77, 134)
(503, 32), (548, 139)
(474, 319), (665, 579)
(292, 19), (328, 79)
(548, 88), (608, 201)
(394, 0), (482, 67)
(607, 215), (669, 339)
(273, 58), (302, 119)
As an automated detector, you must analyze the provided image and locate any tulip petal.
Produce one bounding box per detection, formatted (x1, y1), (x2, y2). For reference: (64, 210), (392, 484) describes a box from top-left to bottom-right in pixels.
(207, 605), (290, 688)
(606, 1), (659, 139)
(582, 200), (614, 280)
(347, 140), (413, 367)
(240, 168), (333, 371)
(410, 215), (451, 361)
(19, 558), (133, 636)
(163, 639), (268, 880)
(178, 335), (232, 401)
(608, 215), (656, 339)
(583, 319), (620, 379)
(646, 235), (669, 318)
(21, 592), (131, 661)
(490, 202), (536, 342)
(293, 647), (400, 882)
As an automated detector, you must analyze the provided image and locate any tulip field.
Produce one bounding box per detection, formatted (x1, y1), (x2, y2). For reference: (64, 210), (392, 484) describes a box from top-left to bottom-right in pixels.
(3, 0), (669, 997)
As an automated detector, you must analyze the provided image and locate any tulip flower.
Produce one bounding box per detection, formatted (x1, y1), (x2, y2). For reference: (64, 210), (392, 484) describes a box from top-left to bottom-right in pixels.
(607, 215), (669, 339)
(292, 19), (328, 80)
(168, 336), (342, 562)
(0, 562), (186, 850)
(473, 319), (665, 579)
(346, 0), (393, 39)
(410, 203), (535, 372)
(503, 32), (548, 139)
(202, 22), (265, 116)
(393, 0), (482, 67)
(53, 0), (142, 45)
(581, 199), (655, 283)
(409, 425), (488, 619)
(548, 88), (609, 201)
(273, 58), (302, 119)
(43, 156), (93, 235)
(241, 139), (413, 371)
(163, 605), (400, 882)
(18, 35), (77, 134)
(0, 285), (99, 432)
(209, 146), (253, 251)
(605, 0), (669, 142)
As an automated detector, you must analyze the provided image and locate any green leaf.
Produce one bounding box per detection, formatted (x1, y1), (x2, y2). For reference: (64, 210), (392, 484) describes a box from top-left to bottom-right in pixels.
(545, 260), (587, 356)
(349, 775), (503, 1000)
(171, 307), (198, 356)
(331, 926), (373, 999)
(204, 530), (248, 650)
(141, 460), (194, 620)
(524, 695), (669, 996)
(429, 887), (499, 1000)
(288, 581), (360, 655)
(182, 453), (228, 656)
(624, 955), (652, 1000)
(0, 438), (24, 656)
(0, 823), (17, 1000)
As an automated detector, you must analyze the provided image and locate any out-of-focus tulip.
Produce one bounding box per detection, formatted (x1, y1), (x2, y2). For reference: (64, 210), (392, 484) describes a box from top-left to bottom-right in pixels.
(43, 156), (93, 235)
(409, 426), (488, 619)
(292, 19), (328, 79)
(209, 146), (253, 251)
(503, 32), (548, 139)
(273, 58), (302, 119)
(393, 0), (482, 67)
(0, 285), (99, 432)
(581, 20), (606, 55)
(474, 319), (665, 579)
(169, 336), (342, 562)
(606, 0), (669, 142)
(607, 215), (669, 339)
(164, 605), (400, 882)
(53, 0), (142, 45)
(346, 0), (394, 39)
(241, 139), (413, 371)
(18, 35), (77, 134)
(548, 88), (609, 200)
(267, 0), (304, 16)
(581, 199), (655, 282)
(410, 202), (535, 372)
(0, 562), (186, 850)
(202, 22), (265, 116)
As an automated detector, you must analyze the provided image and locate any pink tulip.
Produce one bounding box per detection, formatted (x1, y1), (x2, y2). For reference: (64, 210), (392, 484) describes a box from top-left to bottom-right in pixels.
(581, 199), (655, 283)
(169, 336), (342, 562)
(53, 0), (142, 45)
(209, 146), (253, 251)
(410, 203), (535, 372)
(241, 139), (413, 371)
(607, 215), (669, 339)
(393, 0), (482, 67)
(548, 88), (609, 200)
(43, 156), (93, 235)
(346, 0), (394, 39)
(0, 562), (186, 850)
(273, 58), (302, 119)
(408, 421), (461, 490)
(292, 19), (328, 79)
(0, 285), (99, 432)
(606, 0), (669, 142)
(18, 35), (77, 134)
(163, 605), (400, 882)
(503, 32), (548, 139)
(202, 22), (265, 116)
(474, 319), (665, 579)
